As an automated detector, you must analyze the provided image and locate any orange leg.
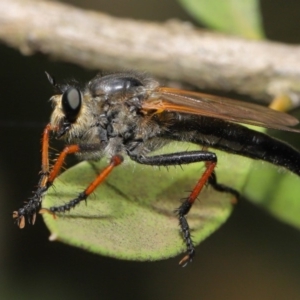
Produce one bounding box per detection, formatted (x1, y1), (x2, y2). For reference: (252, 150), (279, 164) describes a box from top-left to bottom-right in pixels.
(41, 155), (123, 215)
(47, 145), (80, 184)
(177, 161), (217, 267)
(177, 161), (239, 267)
(186, 162), (216, 205)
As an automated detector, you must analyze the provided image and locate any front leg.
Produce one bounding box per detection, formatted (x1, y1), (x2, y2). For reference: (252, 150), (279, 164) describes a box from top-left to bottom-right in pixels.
(13, 139), (104, 228)
(13, 123), (54, 228)
(130, 151), (239, 266)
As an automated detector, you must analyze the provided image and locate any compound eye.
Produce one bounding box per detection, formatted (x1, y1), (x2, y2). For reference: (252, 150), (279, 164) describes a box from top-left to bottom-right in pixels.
(62, 88), (82, 123)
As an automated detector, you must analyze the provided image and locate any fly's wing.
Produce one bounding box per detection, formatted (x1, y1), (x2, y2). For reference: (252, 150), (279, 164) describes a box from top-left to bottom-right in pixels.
(142, 87), (300, 132)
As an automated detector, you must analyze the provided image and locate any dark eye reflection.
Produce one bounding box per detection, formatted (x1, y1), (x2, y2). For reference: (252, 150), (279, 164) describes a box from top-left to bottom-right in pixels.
(62, 87), (82, 123)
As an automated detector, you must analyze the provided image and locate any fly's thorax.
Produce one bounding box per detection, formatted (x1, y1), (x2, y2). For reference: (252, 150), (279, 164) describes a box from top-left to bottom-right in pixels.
(87, 71), (159, 99)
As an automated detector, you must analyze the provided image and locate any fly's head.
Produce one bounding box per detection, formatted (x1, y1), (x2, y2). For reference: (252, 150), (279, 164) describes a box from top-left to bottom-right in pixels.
(46, 72), (98, 143)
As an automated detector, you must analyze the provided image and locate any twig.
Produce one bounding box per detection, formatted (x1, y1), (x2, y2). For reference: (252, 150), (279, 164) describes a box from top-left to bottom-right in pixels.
(1, 0), (300, 102)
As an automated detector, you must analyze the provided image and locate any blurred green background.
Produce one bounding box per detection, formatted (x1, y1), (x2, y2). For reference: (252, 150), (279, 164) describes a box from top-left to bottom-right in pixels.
(2, 0), (300, 299)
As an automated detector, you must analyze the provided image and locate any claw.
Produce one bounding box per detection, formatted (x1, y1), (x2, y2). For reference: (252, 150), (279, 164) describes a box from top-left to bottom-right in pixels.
(13, 212), (26, 229)
(19, 216), (25, 229)
(231, 196), (238, 205)
(31, 213), (37, 225)
(39, 208), (57, 219)
(179, 254), (192, 267)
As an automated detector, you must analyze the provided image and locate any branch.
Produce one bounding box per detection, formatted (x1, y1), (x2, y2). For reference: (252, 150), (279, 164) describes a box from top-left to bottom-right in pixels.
(1, 0), (300, 102)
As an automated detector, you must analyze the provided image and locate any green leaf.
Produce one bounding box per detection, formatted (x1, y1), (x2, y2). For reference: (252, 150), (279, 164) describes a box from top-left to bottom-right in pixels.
(178, 0), (265, 39)
(240, 126), (300, 229)
(42, 143), (243, 262)
(42, 137), (300, 262)
(243, 152), (300, 229)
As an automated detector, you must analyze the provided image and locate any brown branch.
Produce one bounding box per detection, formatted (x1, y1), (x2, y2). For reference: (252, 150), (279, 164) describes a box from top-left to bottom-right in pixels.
(1, 0), (300, 102)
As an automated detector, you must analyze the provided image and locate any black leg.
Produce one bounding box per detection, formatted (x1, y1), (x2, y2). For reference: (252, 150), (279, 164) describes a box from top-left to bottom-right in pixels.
(207, 170), (240, 201)
(130, 151), (217, 166)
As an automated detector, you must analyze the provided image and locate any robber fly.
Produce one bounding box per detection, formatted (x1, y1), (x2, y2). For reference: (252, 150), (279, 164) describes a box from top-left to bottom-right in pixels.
(13, 71), (300, 266)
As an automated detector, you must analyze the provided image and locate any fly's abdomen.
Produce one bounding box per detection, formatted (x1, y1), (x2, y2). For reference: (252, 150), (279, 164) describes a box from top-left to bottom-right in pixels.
(166, 114), (300, 176)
